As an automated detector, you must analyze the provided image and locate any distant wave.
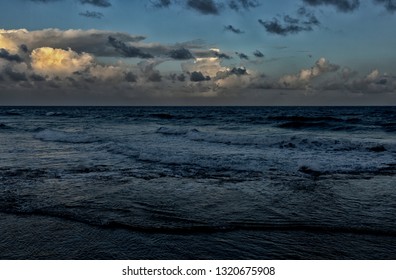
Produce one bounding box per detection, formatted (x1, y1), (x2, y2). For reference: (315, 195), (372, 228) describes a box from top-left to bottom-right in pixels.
(34, 129), (98, 143)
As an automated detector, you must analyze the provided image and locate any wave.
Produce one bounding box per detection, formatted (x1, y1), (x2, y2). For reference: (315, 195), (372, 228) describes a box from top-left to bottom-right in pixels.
(268, 116), (343, 122)
(0, 123), (12, 129)
(45, 111), (66, 117)
(34, 129), (98, 144)
(1, 207), (395, 237)
(156, 126), (199, 135)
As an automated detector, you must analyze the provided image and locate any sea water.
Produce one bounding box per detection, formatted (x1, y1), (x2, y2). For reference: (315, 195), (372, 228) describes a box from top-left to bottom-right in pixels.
(0, 106), (395, 259)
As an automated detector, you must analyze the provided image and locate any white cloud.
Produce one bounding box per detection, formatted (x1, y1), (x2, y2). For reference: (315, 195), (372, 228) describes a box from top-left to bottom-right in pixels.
(31, 47), (94, 76)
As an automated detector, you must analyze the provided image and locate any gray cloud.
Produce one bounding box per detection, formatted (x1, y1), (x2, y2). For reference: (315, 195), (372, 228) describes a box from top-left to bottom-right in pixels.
(213, 51), (232, 59)
(236, 52), (249, 60)
(215, 67), (247, 80)
(169, 48), (194, 60)
(186, 0), (220, 15)
(4, 68), (28, 82)
(0, 49), (23, 62)
(228, 0), (259, 11)
(151, 0), (172, 8)
(302, 0), (360, 12)
(253, 50), (264, 57)
(190, 71), (211, 81)
(224, 25), (244, 34)
(20, 44), (29, 53)
(373, 0), (396, 12)
(125, 72), (137, 82)
(79, 10), (104, 19)
(28, 0), (61, 3)
(30, 74), (46, 81)
(80, 0), (111, 8)
(258, 8), (320, 35)
(108, 36), (154, 59)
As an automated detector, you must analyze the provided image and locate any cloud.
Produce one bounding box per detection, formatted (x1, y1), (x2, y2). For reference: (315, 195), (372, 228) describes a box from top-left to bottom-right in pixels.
(186, 0), (220, 15)
(215, 66), (247, 80)
(190, 71), (211, 81)
(108, 36), (154, 59)
(224, 25), (244, 34)
(228, 0), (259, 11)
(278, 57), (340, 89)
(258, 8), (320, 35)
(169, 48), (194, 60)
(253, 50), (264, 58)
(31, 47), (94, 76)
(80, 0), (111, 8)
(302, 0), (360, 12)
(373, 0), (396, 12)
(151, 0), (172, 8)
(0, 28), (146, 57)
(28, 0), (61, 3)
(4, 67), (28, 81)
(79, 10), (104, 19)
(0, 48), (23, 62)
(236, 52), (249, 60)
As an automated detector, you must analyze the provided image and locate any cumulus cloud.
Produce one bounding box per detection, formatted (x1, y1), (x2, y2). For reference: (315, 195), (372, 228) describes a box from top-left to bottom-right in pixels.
(0, 28), (146, 57)
(79, 10), (104, 19)
(31, 47), (94, 76)
(302, 0), (360, 12)
(258, 8), (320, 35)
(224, 25), (244, 34)
(278, 57), (340, 89)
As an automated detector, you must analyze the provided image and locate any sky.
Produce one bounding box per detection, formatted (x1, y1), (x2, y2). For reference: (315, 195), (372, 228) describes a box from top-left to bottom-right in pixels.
(1, 0), (396, 105)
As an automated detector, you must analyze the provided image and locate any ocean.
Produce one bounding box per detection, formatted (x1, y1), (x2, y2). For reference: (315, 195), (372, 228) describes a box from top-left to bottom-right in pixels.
(0, 106), (395, 259)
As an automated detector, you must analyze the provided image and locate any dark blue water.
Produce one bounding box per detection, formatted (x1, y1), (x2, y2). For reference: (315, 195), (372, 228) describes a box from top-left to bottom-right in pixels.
(1, 106), (396, 259)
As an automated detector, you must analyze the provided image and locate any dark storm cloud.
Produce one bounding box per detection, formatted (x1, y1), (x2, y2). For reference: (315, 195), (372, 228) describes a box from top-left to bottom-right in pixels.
(80, 0), (111, 8)
(4, 68), (28, 81)
(186, 0), (220, 15)
(253, 50), (264, 57)
(108, 36), (154, 59)
(236, 52), (249, 60)
(0, 48), (23, 63)
(224, 25), (244, 34)
(258, 8), (320, 36)
(79, 10), (104, 19)
(373, 0), (396, 12)
(302, 0), (360, 12)
(228, 0), (259, 11)
(169, 48), (194, 60)
(190, 71), (211, 81)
